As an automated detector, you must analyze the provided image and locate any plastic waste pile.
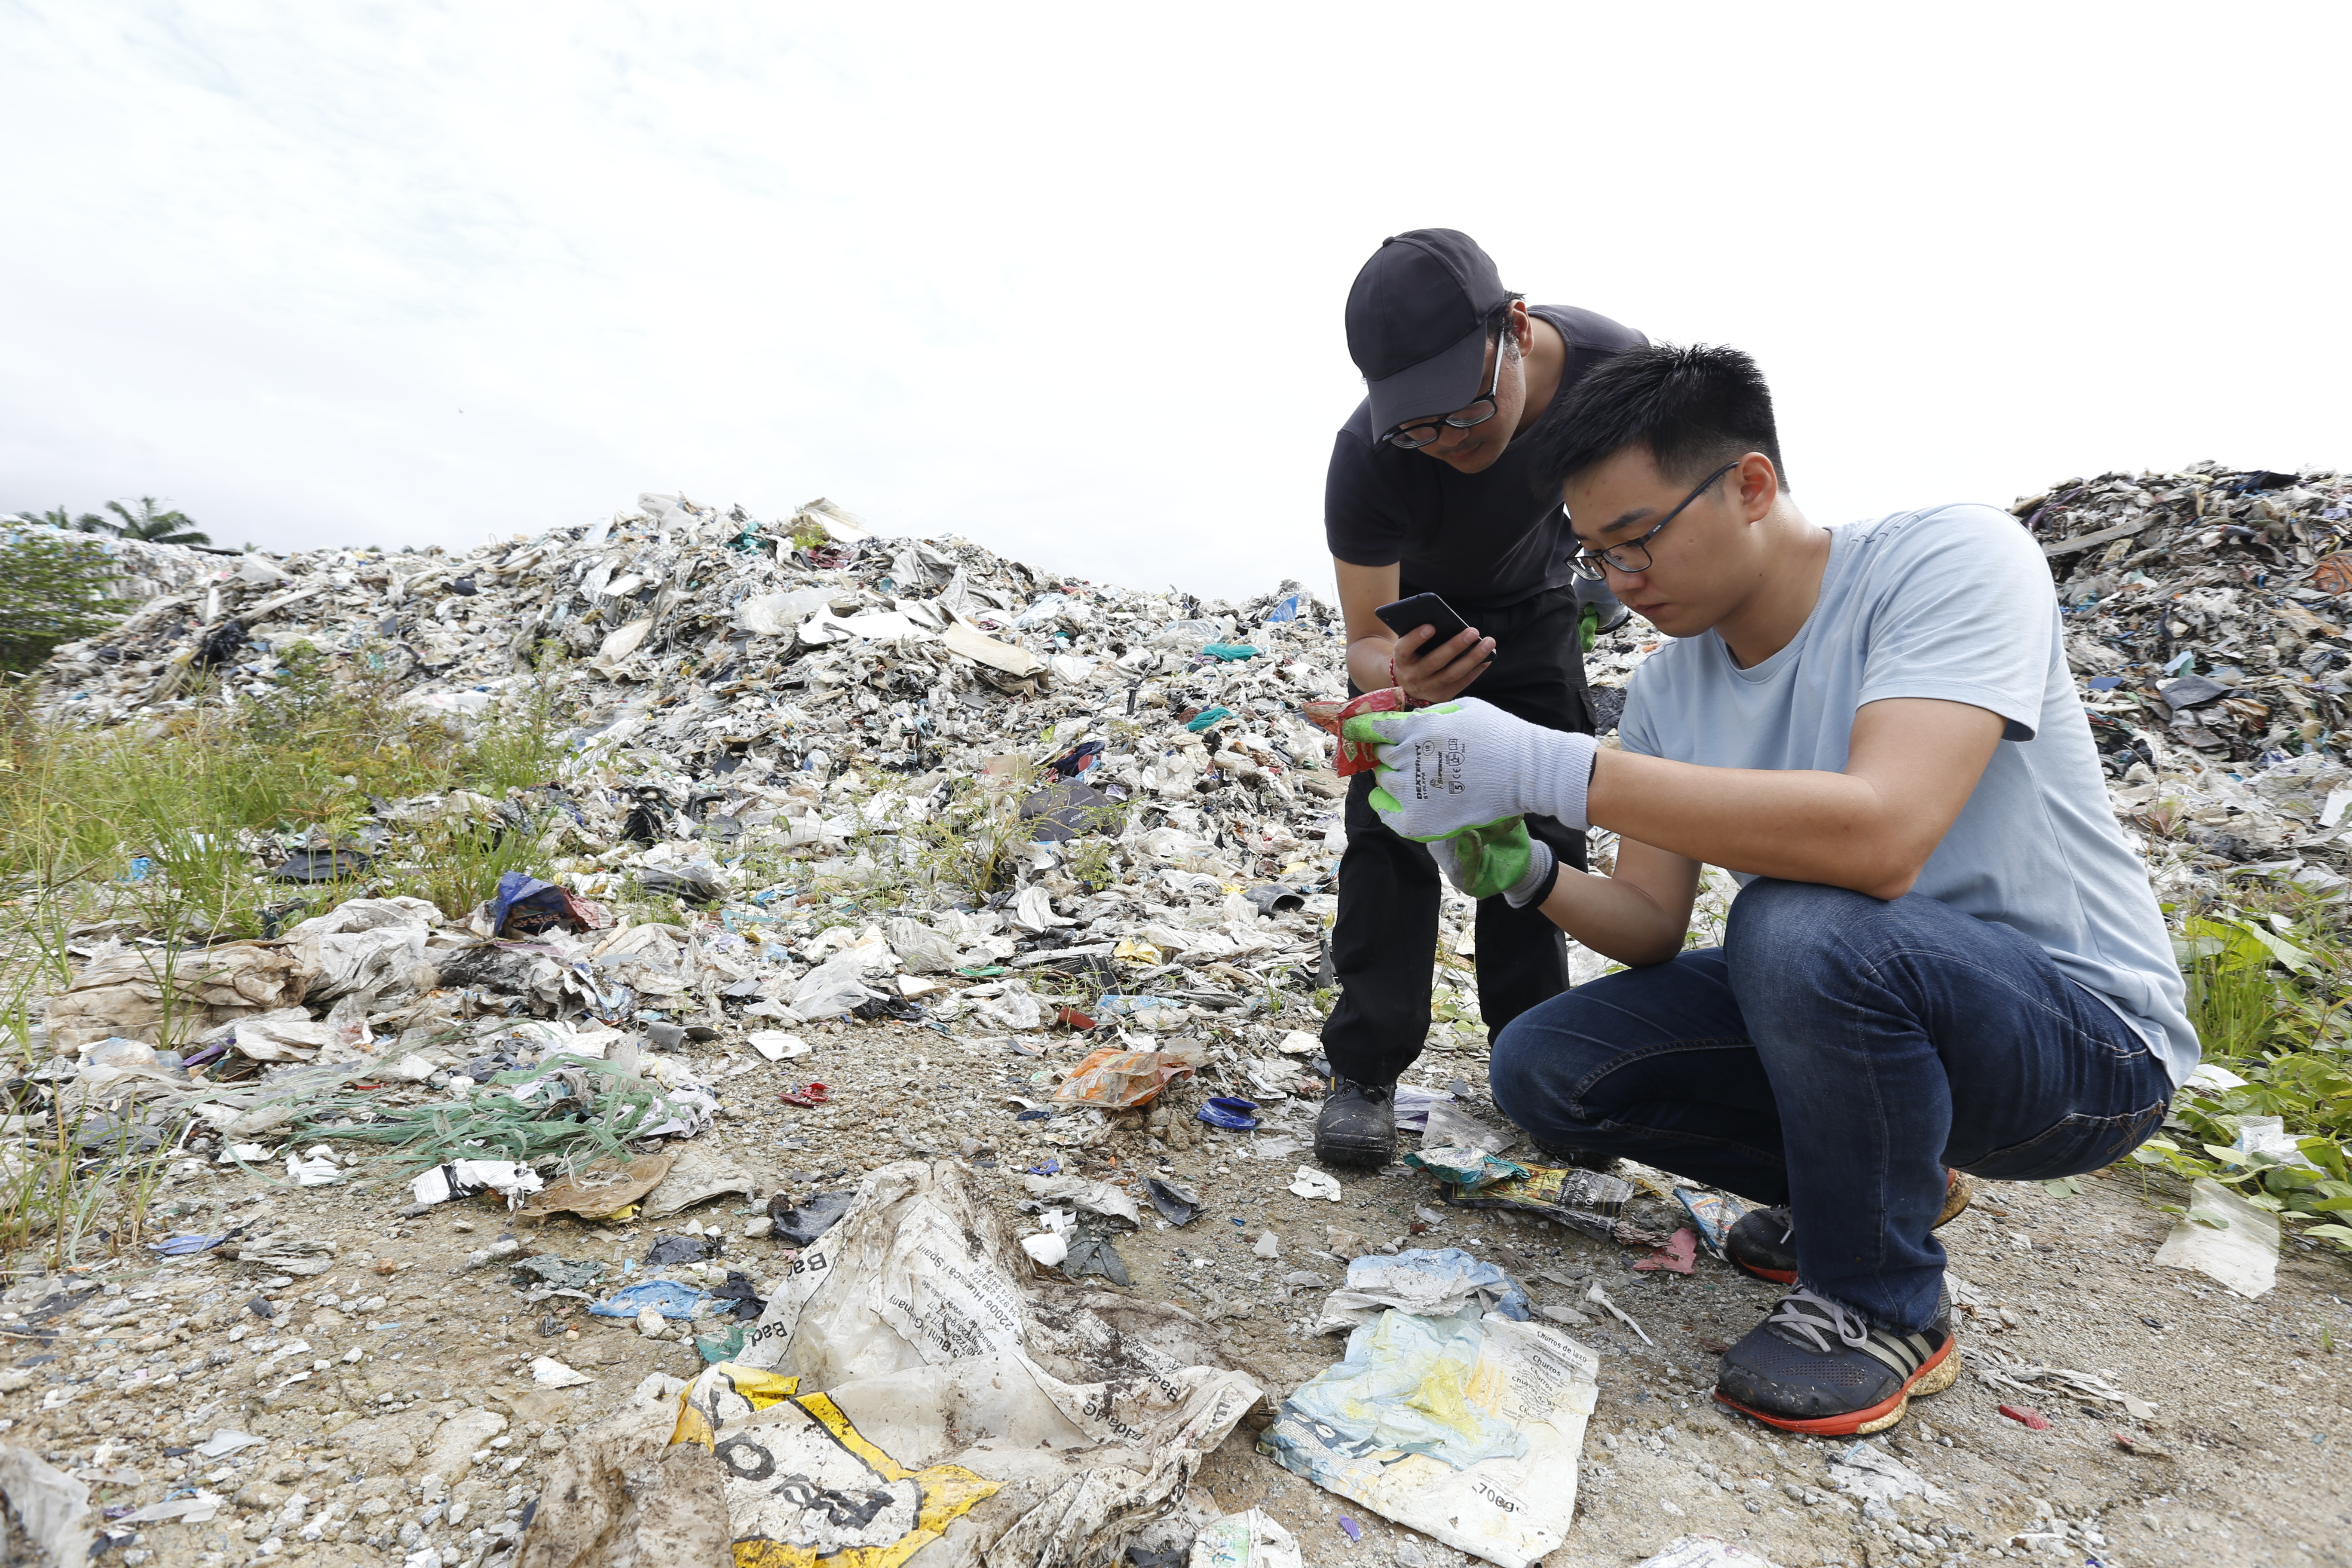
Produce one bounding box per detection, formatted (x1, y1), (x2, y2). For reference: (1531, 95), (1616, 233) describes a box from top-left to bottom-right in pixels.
(2027, 463), (2352, 904)
(24, 494), (1425, 1066)
(0, 516), (231, 602)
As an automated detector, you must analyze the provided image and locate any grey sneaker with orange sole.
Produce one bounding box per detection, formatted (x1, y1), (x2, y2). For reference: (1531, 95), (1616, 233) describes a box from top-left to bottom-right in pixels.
(1715, 1284), (1958, 1436)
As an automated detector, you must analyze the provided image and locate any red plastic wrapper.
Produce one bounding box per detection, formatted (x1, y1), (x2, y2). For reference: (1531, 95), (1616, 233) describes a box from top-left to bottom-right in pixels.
(1998, 1403), (2051, 1430)
(1630, 1227), (1698, 1275)
(777, 1082), (832, 1108)
(1301, 687), (1412, 777)
(1051, 1048), (1194, 1109)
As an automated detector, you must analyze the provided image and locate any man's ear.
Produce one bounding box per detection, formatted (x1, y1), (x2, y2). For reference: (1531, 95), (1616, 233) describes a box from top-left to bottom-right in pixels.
(1736, 453), (1780, 521)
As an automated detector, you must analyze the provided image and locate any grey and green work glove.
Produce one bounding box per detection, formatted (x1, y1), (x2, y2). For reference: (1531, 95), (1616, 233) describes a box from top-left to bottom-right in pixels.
(1429, 817), (1560, 908)
(1340, 695), (1600, 842)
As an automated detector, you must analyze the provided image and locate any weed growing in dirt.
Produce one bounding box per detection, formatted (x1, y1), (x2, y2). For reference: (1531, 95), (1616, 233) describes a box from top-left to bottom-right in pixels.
(2130, 885), (2352, 1252)
(0, 644), (574, 940)
(0, 646), (576, 1266)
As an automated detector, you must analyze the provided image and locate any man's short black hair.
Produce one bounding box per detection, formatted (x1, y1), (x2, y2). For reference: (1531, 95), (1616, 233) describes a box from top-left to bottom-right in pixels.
(1530, 343), (1790, 495)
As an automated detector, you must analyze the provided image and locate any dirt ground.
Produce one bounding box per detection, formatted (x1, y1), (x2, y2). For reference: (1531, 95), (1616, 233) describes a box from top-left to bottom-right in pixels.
(7, 1015), (2348, 1568)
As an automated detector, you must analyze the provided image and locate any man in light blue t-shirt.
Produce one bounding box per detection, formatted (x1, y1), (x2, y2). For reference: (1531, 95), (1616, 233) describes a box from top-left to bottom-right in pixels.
(1340, 345), (2190, 1439)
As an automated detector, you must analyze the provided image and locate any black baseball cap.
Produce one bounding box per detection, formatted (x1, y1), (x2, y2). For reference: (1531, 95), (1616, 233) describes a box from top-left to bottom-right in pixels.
(1344, 228), (1508, 440)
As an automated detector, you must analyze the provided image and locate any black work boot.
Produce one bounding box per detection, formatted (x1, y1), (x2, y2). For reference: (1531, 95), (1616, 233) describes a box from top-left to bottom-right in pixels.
(1313, 1078), (1396, 1168)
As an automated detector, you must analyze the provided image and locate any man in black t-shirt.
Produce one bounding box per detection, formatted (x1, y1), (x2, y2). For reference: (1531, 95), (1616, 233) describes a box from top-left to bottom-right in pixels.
(1314, 228), (1647, 1168)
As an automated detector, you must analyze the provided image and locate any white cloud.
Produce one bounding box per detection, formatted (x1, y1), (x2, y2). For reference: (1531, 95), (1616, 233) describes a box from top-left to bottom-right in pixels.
(4, 1), (2346, 596)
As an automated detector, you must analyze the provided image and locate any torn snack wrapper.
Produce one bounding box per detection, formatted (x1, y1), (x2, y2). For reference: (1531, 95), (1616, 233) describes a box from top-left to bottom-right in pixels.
(1302, 687), (1413, 777)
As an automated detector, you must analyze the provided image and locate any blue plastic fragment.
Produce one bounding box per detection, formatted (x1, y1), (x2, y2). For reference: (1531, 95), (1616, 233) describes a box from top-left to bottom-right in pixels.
(147, 1233), (228, 1257)
(1197, 1096), (1261, 1131)
(1264, 594), (1301, 623)
(1183, 706), (1233, 733)
(586, 1280), (710, 1321)
(1026, 1158), (1062, 1176)
(2086, 675), (2124, 691)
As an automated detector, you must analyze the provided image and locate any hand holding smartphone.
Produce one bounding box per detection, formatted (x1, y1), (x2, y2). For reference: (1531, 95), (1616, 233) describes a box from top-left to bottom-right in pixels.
(1375, 592), (1496, 702)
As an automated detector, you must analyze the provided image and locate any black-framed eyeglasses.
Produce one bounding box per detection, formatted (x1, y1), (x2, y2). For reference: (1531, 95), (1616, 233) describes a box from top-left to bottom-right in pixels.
(1566, 459), (1742, 581)
(1381, 322), (1513, 450)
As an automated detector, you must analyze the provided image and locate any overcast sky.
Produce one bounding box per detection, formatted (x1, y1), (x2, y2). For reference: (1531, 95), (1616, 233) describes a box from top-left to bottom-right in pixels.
(6, 2), (2348, 600)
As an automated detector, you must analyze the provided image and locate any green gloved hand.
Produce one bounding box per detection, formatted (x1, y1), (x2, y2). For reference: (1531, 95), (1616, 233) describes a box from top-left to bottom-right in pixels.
(1427, 817), (1560, 906)
(1342, 694), (1599, 842)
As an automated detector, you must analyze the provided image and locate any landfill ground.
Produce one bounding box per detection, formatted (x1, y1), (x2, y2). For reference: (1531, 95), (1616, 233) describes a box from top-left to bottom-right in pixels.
(4, 1014), (2344, 1568)
(5, 470), (2352, 1568)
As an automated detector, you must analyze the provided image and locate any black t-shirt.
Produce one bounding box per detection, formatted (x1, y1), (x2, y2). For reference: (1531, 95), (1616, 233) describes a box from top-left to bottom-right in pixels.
(1323, 303), (1648, 608)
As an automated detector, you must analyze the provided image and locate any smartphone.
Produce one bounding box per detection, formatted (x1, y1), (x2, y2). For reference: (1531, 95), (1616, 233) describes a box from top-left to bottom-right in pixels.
(1375, 591), (1474, 648)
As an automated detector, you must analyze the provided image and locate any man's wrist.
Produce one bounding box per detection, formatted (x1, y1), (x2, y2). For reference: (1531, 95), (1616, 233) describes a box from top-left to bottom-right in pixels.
(1503, 839), (1558, 908)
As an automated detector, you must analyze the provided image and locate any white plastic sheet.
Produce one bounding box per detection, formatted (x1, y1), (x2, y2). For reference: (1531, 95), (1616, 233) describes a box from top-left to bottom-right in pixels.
(1260, 1307), (1598, 1568)
(2152, 1176), (2279, 1298)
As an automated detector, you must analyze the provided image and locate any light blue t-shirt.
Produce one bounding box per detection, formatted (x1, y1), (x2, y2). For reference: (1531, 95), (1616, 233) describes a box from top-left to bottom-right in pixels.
(1618, 502), (2198, 1086)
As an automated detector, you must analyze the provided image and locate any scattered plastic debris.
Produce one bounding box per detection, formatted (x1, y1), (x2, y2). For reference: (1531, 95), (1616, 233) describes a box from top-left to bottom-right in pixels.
(1145, 1177), (1203, 1226)
(1631, 1227), (1698, 1274)
(1631, 1536), (1786, 1568)
(1199, 1096), (1262, 1131)
(410, 1159), (547, 1208)
(587, 1280), (711, 1321)
(766, 1188), (856, 1247)
(0, 1447), (91, 1568)
(1998, 1403), (2052, 1431)
(1312, 1246), (1531, 1334)
(1188, 1508), (1304, 1568)
(1830, 1440), (1953, 1505)
(521, 1161), (1262, 1566)
(1287, 1165), (1342, 1202)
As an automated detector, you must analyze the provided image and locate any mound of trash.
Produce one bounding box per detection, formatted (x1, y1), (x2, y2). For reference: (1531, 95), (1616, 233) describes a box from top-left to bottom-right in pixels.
(25, 462), (2352, 1063)
(2027, 462), (2352, 901)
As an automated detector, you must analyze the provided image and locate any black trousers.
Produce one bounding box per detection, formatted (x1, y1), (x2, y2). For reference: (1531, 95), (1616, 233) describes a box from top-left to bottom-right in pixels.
(1320, 584), (1592, 1087)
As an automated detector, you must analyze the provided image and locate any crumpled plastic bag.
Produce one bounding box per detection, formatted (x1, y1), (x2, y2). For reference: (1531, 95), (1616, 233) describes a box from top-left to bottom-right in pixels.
(936, 978), (1045, 1031)
(1406, 1145), (1529, 1190)
(630, 1159), (1265, 1568)
(0, 1446), (91, 1568)
(1302, 687), (1411, 776)
(222, 1232), (337, 1276)
(787, 947), (887, 1020)
(472, 871), (615, 940)
(520, 1155), (674, 1222)
(1188, 1508), (1302, 1568)
(286, 895), (442, 1003)
(882, 916), (959, 974)
(1050, 1047), (1193, 1110)
(1827, 1439), (1952, 1506)
(46, 941), (307, 1049)
(1311, 1246), (1531, 1334)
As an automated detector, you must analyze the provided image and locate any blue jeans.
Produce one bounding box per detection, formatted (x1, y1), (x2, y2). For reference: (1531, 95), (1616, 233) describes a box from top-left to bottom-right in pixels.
(1489, 879), (2174, 1332)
